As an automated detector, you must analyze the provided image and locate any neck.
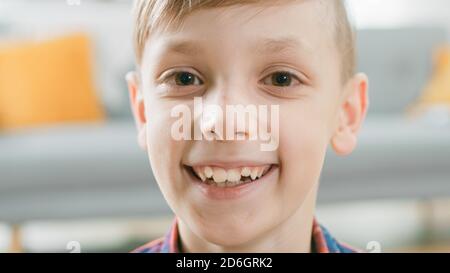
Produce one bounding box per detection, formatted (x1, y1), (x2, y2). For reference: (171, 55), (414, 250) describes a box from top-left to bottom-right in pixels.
(178, 184), (318, 253)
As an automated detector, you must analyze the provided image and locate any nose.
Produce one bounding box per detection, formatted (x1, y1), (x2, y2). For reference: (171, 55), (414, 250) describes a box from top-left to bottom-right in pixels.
(200, 104), (225, 141)
(199, 86), (255, 142)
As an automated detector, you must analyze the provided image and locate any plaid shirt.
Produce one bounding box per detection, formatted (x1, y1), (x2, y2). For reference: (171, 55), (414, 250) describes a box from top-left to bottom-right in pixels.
(132, 218), (359, 253)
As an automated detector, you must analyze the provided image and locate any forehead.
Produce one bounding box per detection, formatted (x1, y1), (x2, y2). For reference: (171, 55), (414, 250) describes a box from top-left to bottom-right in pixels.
(141, 0), (337, 80)
(144, 1), (335, 57)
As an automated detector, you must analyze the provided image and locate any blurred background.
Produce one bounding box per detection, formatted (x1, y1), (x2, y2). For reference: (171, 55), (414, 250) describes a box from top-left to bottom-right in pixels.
(0, 0), (449, 253)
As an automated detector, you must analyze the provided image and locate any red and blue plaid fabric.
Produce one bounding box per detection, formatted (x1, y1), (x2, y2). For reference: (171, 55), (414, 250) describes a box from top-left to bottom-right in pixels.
(132, 218), (360, 253)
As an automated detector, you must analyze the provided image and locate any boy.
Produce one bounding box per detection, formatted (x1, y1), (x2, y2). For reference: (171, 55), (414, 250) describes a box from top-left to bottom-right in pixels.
(127, 0), (368, 253)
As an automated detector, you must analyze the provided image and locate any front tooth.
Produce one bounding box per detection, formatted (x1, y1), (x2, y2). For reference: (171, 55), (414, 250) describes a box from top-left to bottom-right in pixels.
(194, 167), (206, 181)
(250, 168), (258, 180)
(241, 167), (251, 177)
(227, 169), (241, 182)
(212, 167), (227, 183)
(257, 167), (264, 178)
(204, 166), (213, 178)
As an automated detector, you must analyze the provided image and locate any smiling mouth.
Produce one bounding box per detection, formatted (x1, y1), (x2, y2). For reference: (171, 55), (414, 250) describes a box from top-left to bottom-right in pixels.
(184, 164), (276, 188)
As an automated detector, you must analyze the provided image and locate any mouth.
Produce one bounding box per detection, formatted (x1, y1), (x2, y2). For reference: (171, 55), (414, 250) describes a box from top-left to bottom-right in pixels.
(184, 164), (276, 188)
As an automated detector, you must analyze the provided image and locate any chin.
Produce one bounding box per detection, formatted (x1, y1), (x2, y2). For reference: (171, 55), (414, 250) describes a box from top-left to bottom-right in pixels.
(190, 211), (273, 249)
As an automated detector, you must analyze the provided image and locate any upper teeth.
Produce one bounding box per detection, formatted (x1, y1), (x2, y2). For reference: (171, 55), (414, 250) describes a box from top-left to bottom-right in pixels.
(192, 165), (271, 183)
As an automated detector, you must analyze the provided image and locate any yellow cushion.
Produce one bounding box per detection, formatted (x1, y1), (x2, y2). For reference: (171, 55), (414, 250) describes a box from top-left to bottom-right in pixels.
(408, 46), (450, 116)
(0, 34), (105, 131)
(420, 46), (450, 105)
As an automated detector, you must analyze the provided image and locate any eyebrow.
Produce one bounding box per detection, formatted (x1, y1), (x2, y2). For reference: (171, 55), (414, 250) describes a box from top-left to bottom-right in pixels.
(161, 36), (311, 57)
(163, 39), (204, 56)
(254, 37), (312, 55)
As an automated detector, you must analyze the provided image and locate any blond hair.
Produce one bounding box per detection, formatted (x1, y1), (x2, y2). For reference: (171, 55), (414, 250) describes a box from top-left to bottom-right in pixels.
(132, 0), (356, 81)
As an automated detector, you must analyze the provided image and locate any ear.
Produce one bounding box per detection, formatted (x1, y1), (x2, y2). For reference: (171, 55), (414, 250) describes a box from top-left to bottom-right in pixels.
(331, 73), (369, 156)
(126, 71), (147, 150)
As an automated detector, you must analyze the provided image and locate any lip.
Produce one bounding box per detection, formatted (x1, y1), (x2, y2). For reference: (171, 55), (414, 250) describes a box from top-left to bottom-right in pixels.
(185, 160), (275, 169)
(183, 163), (279, 200)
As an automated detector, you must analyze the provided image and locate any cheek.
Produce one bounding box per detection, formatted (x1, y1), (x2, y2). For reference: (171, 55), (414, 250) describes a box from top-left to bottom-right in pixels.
(277, 102), (330, 198)
(144, 99), (189, 207)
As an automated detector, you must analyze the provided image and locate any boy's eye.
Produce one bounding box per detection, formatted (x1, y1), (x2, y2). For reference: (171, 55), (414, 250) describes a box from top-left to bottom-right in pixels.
(168, 71), (203, 86)
(262, 72), (301, 87)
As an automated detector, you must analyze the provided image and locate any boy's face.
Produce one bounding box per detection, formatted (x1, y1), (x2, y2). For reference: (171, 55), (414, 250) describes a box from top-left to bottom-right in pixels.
(129, 1), (368, 247)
